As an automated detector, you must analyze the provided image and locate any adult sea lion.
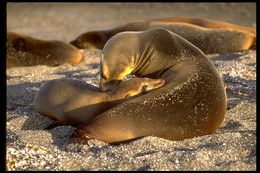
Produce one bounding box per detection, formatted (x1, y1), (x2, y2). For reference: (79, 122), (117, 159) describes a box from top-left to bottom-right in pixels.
(7, 32), (84, 68)
(70, 17), (255, 54)
(73, 28), (227, 144)
(150, 17), (256, 34)
(33, 78), (165, 126)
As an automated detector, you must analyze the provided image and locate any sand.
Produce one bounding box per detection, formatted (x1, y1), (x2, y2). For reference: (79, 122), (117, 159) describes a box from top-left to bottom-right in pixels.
(6, 3), (256, 171)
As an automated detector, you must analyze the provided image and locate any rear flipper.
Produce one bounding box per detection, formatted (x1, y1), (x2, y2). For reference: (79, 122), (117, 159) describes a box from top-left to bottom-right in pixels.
(69, 129), (93, 145)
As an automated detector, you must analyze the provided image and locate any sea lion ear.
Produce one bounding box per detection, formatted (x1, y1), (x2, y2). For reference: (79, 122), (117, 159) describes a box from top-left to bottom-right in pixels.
(12, 38), (27, 51)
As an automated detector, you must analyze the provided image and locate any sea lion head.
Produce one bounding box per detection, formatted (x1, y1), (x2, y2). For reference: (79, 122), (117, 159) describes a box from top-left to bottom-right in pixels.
(99, 51), (135, 92)
(70, 31), (107, 50)
(117, 78), (165, 98)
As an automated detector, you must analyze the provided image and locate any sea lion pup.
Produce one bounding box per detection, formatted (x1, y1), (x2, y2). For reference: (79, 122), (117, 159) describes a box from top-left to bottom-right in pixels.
(73, 28), (227, 144)
(33, 78), (165, 126)
(70, 17), (255, 54)
(7, 31), (84, 68)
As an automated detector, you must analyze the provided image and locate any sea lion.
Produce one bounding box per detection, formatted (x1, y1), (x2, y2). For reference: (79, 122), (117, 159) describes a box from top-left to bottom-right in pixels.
(33, 77), (165, 126)
(73, 28), (227, 144)
(70, 17), (255, 54)
(7, 31), (84, 68)
(149, 17), (256, 35)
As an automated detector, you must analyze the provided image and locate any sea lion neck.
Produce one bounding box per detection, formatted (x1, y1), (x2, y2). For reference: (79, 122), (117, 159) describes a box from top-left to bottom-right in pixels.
(106, 83), (129, 101)
(132, 29), (181, 78)
(105, 87), (132, 106)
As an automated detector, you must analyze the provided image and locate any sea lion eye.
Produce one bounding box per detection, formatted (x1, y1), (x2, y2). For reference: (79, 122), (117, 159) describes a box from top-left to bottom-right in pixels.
(141, 85), (148, 93)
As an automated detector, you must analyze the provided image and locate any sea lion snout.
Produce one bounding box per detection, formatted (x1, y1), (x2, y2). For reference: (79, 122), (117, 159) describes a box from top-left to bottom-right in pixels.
(70, 38), (85, 49)
(141, 78), (165, 92)
(70, 31), (107, 50)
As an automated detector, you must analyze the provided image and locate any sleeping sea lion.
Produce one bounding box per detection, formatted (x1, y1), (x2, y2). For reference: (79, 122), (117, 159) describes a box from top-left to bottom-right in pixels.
(7, 31), (84, 68)
(149, 16), (256, 34)
(33, 77), (165, 126)
(70, 17), (255, 54)
(73, 28), (227, 144)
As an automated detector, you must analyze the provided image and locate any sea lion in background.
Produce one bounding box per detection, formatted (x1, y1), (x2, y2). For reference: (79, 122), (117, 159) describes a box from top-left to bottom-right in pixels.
(7, 32), (84, 68)
(150, 17), (256, 35)
(33, 78), (165, 127)
(73, 28), (227, 144)
(70, 17), (255, 54)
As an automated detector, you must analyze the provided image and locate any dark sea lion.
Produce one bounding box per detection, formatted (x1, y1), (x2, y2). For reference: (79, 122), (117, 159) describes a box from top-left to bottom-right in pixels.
(33, 78), (165, 126)
(70, 17), (255, 54)
(74, 28), (227, 144)
(7, 32), (84, 68)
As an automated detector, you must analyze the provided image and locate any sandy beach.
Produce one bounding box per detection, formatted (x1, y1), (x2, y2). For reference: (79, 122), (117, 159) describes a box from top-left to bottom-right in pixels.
(6, 3), (256, 171)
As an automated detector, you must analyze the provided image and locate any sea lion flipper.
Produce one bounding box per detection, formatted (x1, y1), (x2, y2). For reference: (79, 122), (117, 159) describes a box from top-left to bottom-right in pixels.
(69, 129), (93, 146)
(45, 121), (64, 130)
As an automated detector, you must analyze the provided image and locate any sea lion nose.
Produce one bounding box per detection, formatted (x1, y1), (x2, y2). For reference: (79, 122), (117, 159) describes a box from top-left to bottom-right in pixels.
(157, 79), (165, 86)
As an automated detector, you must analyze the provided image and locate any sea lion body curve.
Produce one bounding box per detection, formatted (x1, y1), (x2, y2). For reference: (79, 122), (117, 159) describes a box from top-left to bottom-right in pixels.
(75, 28), (227, 144)
(33, 78), (165, 126)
